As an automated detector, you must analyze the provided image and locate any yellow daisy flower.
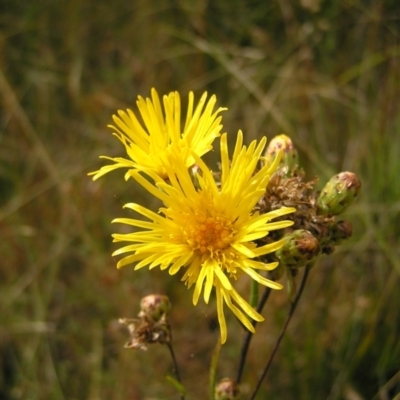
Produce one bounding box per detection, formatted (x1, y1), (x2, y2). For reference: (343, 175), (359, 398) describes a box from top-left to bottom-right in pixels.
(111, 131), (295, 343)
(89, 88), (226, 181)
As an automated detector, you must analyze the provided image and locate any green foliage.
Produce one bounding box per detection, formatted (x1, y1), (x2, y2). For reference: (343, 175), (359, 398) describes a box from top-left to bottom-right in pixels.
(1, 0), (399, 399)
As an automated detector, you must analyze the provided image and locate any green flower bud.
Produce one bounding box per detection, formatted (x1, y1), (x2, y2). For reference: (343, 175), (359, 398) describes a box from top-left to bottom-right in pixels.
(215, 378), (240, 400)
(276, 229), (320, 267)
(264, 134), (299, 171)
(139, 294), (171, 322)
(317, 172), (361, 215)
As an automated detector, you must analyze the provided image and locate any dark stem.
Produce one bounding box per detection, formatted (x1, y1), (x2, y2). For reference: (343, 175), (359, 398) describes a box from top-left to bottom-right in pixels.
(249, 265), (311, 400)
(236, 285), (272, 383)
(166, 327), (185, 400)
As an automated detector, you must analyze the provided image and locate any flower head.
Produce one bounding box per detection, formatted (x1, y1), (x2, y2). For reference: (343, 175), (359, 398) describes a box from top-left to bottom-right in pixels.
(89, 89), (226, 181)
(111, 131), (295, 343)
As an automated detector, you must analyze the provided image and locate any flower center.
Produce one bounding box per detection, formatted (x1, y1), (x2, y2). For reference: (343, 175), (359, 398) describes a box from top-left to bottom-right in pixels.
(183, 212), (234, 256)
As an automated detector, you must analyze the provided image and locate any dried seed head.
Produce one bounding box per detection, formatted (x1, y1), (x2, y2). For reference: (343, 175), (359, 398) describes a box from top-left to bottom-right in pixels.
(118, 294), (172, 351)
(118, 315), (171, 351)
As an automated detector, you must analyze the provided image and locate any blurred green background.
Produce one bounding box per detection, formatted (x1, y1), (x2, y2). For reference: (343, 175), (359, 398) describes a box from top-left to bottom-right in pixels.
(1, 0), (400, 399)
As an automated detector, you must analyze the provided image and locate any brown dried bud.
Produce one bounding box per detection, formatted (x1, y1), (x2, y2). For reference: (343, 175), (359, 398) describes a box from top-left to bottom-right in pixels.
(215, 378), (240, 400)
(329, 220), (353, 244)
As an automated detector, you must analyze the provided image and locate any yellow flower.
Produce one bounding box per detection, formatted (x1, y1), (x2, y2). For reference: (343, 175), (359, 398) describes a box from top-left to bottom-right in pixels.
(111, 131), (295, 343)
(89, 89), (226, 181)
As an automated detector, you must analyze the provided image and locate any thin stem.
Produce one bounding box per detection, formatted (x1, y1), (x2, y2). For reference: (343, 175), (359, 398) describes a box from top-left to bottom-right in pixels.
(209, 339), (222, 400)
(236, 285), (272, 383)
(166, 327), (185, 400)
(249, 265), (311, 400)
(249, 279), (259, 308)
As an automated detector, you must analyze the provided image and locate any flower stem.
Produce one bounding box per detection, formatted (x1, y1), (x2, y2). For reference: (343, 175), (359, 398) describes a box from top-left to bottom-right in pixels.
(249, 265), (311, 400)
(166, 330), (185, 400)
(209, 339), (222, 400)
(236, 284), (273, 383)
(249, 279), (259, 308)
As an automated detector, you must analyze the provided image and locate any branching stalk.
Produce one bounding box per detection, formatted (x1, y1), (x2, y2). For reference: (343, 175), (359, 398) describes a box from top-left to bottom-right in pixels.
(249, 265), (311, 400)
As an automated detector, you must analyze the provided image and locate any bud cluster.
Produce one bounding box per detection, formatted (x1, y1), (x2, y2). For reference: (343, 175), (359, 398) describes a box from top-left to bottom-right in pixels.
(259, 134), (361, 273)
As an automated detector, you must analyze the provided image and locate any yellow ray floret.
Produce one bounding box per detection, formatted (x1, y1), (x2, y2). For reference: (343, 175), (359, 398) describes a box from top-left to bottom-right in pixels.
(111, 131), (295, 343)
(89, 89), (226, 181)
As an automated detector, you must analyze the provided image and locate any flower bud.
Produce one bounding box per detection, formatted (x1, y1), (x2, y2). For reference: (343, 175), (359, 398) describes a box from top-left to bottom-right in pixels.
(214, 378), (240, 400)
(317, 172), (361, 215)
(276, 229), (320, 267)
(264, 134), (298, 171)
(139, 294), (171, 322)
(329, 220), (353, 244)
